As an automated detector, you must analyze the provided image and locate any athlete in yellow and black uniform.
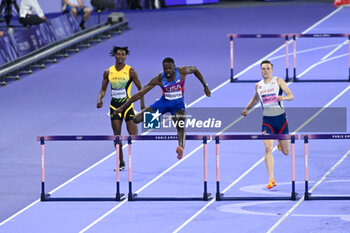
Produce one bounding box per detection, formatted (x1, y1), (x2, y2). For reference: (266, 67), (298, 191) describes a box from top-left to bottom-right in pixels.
(109, 64), (135, 121)
(97, 46), (144, 171)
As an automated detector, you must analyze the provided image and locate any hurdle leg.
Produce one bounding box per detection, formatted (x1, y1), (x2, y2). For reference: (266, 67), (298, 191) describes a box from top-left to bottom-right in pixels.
(304, 135), (310, 200)
(127, 136), (136, 201)
(202, 136), (210, 201)
(348, 35), (350, 81)
(230, 36), (235, 82)
(291, 135), (297, 200)
(115, 136), (124, 201)
(293, 35), (297, 82)
(285, 35), (289, 82)
(40, 137), (47, 201)
(215, 136), (222, 200)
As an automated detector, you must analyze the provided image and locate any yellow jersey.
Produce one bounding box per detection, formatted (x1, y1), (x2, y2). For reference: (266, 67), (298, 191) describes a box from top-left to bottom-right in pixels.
(108, 64), (133, 104)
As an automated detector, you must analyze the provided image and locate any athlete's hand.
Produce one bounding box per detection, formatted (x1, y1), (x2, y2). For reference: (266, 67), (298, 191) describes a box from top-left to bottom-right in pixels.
(204, 86), (211, 97)
(241, 108), (248, 117)
(113, 107), (123, 116)
(277, 96), (284, 102)
(97, 101), (103, 108)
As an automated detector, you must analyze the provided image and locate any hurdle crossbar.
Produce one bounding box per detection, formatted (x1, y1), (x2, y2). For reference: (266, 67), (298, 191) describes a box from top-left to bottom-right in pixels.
(37, 135), (125, 201)
(302, 134), (350, 200)
(126, 135), (212, 201)
(214, 134), (298, 201)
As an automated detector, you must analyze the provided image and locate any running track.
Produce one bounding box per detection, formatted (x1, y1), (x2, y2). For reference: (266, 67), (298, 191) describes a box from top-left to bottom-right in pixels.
(0, 2), (349, 233)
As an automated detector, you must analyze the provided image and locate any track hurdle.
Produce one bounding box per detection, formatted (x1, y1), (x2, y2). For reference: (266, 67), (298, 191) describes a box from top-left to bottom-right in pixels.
(302, 134), (350, 200)
(214, 134), (298, 201)
(126, 135), (212, 201)
(37, 135), (125, 201)
(292, 33), (350, 82)
(227, 33), (291, 83)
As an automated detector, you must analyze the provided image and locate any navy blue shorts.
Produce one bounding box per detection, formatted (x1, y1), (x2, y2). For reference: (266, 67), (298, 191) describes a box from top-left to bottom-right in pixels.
(150, 96), (185, 115)
(64, 6), (86, 14)
(262, 113), (289, 135)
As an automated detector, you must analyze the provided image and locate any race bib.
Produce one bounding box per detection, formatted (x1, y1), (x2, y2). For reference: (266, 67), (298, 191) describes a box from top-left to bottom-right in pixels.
(165, 90), (182, 100)
(261, 93), (277, 104)
(111, 89), (127, 99)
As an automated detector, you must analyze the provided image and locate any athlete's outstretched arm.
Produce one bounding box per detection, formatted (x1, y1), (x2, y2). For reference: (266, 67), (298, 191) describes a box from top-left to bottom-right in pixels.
(241, 83), (259, 116)
(130, 68), (145, 109)
(277, 78), (294, 101)
(114, 74), (162, 114)
(179, 66), (211, 97)
(97, 70), (109, 108)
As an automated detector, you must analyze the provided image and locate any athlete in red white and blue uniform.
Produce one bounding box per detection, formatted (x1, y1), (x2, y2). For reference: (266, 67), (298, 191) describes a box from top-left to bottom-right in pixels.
(241, 60), (294, 190)
(150, 67), (185, 115)
(114, 57), (211, 160)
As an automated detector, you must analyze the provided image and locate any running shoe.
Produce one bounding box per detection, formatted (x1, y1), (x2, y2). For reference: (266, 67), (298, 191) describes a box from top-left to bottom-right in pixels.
(119, 164), (125, 171)
(176, 146), (184, 160)
(114, 162), (126, 172)
(267, 179), (277, 189)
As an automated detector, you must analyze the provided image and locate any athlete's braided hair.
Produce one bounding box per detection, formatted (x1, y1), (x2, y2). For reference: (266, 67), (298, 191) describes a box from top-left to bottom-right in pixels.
(110, 46), (130, 56)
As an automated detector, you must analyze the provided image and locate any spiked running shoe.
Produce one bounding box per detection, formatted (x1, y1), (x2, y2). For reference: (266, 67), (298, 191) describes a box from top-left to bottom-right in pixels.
(176, 146), (184, 160)
(114, 162), (126, 172)
(119, 164), (125, 171)
(267, 179), (277, 189)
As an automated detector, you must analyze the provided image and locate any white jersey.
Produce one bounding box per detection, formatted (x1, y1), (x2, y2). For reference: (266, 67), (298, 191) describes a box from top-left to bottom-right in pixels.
(257, 76), (285, 116)
(19, 0), (45, 18)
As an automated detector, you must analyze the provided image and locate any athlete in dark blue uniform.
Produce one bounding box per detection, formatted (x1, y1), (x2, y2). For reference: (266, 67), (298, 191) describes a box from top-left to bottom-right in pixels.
(114, 57), (211, 159)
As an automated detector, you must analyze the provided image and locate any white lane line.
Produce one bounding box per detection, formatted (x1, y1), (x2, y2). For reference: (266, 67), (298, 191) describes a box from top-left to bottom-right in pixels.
(267, 149), (350, 233)
(268, 43), (339, 61)
(297, 53), (348, 78)
(322, 39), (348, 61)
(301, 7), (343, 34)
(80, 199), (128, 232)
(294, 84), (350, 132)
(0, 200), (40, 226)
